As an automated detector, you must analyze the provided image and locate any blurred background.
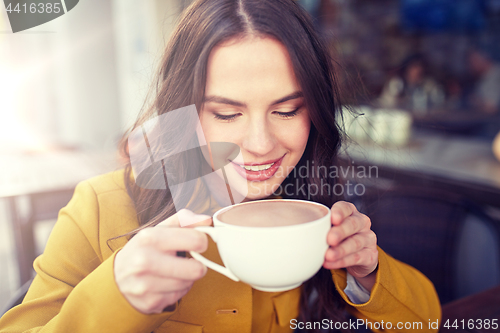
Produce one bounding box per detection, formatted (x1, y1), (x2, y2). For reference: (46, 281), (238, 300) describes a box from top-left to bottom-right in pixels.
(1, 0), (500, 313)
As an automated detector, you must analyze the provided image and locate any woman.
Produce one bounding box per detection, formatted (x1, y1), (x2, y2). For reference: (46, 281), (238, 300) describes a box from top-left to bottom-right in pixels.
(378, 54), (445, 116)
(0, 0), (441, 332)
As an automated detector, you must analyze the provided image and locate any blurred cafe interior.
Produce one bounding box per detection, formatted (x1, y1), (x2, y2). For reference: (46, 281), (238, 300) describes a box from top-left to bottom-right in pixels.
(1, 0), (500, 328)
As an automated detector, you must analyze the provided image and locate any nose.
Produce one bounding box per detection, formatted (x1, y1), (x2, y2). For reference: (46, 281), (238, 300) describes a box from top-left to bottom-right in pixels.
(240, 114), (275, 157)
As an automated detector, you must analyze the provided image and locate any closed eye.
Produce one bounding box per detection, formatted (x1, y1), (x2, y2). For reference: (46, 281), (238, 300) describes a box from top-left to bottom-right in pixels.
(213, 113), (240, 122)
(213, 107), (302, 122)
(274, 107), (301, 119)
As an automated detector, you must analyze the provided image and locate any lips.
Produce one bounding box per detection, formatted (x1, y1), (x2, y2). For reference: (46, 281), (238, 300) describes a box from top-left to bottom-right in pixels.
(230, 154), (285, 181)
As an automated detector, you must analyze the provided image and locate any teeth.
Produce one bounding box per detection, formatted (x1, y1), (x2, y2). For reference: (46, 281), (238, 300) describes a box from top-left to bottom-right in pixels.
(240, 162), (274, 171)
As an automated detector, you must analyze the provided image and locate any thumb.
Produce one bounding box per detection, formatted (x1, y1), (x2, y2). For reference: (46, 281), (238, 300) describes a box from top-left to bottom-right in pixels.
(157, 209), (212, 228)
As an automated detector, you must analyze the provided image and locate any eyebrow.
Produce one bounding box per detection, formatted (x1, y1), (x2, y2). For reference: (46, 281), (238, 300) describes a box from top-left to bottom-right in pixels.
(202, 91), (304, 107)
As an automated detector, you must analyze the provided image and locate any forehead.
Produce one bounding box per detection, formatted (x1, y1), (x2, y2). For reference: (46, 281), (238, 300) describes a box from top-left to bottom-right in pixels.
(205, 36), (301, 103)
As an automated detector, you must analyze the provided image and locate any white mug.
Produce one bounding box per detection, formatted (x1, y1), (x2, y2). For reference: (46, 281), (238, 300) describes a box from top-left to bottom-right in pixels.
(189, 199), (331, 292)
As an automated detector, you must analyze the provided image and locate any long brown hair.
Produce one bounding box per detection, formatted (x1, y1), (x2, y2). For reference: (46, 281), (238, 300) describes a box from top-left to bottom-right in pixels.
(119, 0), (349, 330)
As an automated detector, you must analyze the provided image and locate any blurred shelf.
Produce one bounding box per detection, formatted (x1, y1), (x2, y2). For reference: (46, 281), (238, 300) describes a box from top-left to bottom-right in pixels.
(342, 130), (500, 207)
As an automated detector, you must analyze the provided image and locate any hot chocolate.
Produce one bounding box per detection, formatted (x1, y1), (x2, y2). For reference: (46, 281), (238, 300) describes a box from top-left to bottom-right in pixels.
(218, 200), (327, 227)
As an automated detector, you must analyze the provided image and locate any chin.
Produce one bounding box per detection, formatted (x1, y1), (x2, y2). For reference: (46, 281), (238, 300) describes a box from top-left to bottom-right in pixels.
(242, 180), (282, 201)
(243, 192), (269, 201)
(224, 168), (286, 202)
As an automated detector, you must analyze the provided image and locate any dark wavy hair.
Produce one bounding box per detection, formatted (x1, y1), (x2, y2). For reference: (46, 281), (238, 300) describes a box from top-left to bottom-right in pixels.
(118, 0), (349, 330)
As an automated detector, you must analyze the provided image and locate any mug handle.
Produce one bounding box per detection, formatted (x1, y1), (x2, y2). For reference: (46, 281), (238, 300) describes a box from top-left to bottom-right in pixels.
(189, 226), (240, 282)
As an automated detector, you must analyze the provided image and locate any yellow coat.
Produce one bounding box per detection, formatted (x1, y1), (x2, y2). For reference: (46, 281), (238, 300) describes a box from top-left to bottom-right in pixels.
(0, 171), (441, 333)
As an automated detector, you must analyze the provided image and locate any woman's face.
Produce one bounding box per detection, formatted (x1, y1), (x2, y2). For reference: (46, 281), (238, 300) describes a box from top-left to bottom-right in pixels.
(405, 62), (424, 85)
(198, 36), (310, 201)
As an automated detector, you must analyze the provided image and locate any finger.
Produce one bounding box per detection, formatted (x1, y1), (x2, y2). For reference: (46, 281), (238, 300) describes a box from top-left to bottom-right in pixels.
(172, 286), (191, 300)
(150, 287), (192, 313)
(327, 215), (364, 246)
(130, 286), (192, 314)
(330, 201), (356, 226)
(162, 257), (208, 281)
(125, 276), (194, 297)
(325, 232), (374, 262)
(162, 287), (191, 310)
(186, 216), (213, 228)
(178, 209), (213, 228)
(323, 248), (377, 271)
(134, 227), (208, 253)
(136, 254), (208, 281)
(164, 287), (191, 306)
(158, 209), (212, 228)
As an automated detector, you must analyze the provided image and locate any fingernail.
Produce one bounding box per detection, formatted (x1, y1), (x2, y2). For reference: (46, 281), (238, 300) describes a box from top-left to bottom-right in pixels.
(180, 213), (211, 227)
(193, 214), (211, 221)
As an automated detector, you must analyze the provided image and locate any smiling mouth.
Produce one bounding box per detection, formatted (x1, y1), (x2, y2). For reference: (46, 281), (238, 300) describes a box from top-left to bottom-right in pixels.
(236, 162), (275, 172)
(229, 154), (286, 181)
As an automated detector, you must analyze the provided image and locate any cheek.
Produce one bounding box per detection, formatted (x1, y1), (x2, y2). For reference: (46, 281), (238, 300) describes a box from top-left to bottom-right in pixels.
(291, 117), (311, 153)
(199, 112), (238, 144)
(196, 120), (208, 146)
(197, 114), (220, 165)
(198, 115), (243, 165)
(198, 112), (213, 142)
(301, 122), (311, 148)
(274, 119), (310, 162)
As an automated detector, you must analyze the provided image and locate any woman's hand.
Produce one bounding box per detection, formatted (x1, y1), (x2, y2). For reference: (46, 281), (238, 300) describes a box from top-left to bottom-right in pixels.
(114, 209), (212, 314)
(323, 201), (379, 291)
